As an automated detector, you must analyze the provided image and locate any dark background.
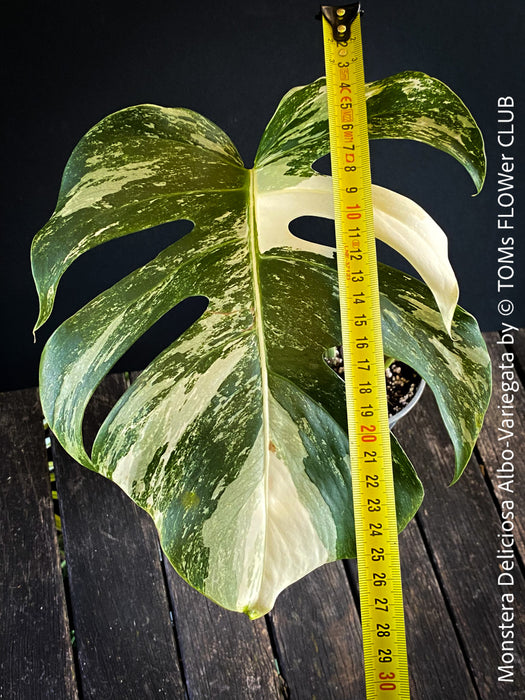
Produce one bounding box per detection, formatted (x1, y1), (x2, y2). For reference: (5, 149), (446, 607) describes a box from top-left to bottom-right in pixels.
(2, 0), (524, 391)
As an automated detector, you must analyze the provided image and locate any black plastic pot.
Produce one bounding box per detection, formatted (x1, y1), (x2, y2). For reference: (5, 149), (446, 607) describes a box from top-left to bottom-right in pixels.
(324, 348), (425, 427)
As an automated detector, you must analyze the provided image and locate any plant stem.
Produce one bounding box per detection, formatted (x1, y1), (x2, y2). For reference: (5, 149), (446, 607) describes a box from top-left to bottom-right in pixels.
(384, 356), (395, 370)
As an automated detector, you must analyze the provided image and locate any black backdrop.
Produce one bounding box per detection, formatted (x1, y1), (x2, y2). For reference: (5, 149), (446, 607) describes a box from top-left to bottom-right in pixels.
(3, 0), (524, 391)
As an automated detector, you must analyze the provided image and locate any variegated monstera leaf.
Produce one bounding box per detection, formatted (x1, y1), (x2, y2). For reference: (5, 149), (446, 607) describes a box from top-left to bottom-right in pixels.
(32, 72), (490, 617)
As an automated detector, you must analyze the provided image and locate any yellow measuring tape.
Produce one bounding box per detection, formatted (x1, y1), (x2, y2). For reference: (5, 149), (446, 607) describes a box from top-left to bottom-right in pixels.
(321, 5), (410, 698)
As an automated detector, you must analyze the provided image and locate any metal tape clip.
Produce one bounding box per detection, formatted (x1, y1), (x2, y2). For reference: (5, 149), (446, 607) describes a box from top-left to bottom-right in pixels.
(319, 3), (361, 42)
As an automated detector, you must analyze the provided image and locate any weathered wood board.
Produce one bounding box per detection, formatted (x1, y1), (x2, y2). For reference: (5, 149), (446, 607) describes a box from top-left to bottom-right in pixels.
(1, 332), (523, 698)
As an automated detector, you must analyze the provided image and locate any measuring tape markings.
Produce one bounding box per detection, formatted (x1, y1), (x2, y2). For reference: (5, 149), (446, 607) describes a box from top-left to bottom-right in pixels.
(321, 5), (410, 698)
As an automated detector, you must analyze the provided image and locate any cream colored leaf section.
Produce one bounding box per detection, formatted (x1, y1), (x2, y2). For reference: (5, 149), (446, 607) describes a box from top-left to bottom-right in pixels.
(202, 391), (336, 619)
(372, 184), (458, 333)
(256, 170), (458, 332)
(255, 173), (335, 258)
(254, 393), (337, 616)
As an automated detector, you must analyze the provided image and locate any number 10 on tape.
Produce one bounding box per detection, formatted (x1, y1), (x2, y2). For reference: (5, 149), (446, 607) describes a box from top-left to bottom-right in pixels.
(320, 4), (410, 698)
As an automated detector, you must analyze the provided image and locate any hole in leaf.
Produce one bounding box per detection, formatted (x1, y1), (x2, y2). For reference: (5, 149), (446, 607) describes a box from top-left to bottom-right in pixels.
(51, 219), (194, 329)
(114, 295), (209, 375)
(312, 154), (331, 175)
(323, 346), (423, 419)
(288, 216), (335, 248)
(83, 295), (209, 448)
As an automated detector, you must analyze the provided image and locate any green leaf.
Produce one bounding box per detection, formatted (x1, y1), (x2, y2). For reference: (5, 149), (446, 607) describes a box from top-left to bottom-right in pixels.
(365, 71), (486, 193)
(256, 71), (486, 193)
(379, 263), (492, 483)
(31, 75), (488, 616)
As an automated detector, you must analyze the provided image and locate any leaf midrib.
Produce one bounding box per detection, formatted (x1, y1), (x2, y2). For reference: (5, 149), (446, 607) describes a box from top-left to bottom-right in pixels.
(248, 167), (271, 608)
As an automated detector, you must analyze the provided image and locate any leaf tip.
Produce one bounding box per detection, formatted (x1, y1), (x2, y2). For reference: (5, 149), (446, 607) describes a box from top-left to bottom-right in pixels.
(470, 159), (487, 196)
(33, 311), (47, 337)
(243, 605), (267, 620)
(449, 446), (473, 486)
(448, 471), (462, 487)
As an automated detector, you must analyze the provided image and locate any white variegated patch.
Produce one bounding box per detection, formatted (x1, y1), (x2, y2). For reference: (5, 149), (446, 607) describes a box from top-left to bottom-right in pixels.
(202, 391), (337, 618)
(372, 185), (458, 332)
(255, 174), (334, 257)
(109, 341), (248, 493)
(58, 161), (162, 219)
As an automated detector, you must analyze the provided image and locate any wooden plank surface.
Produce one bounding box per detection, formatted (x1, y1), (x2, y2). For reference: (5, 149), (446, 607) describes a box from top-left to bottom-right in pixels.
(0, 388), (77, 699)
(399, 519), (478, 699)
(1, 331), (523, 698)
(261, 516), (481, 699)
(167, 566), (286, 699)
(52, 375), (186, 699)
(476, 332), (525, 559)
(270, 560), (364, 699)
(394, 383), (525, 698)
